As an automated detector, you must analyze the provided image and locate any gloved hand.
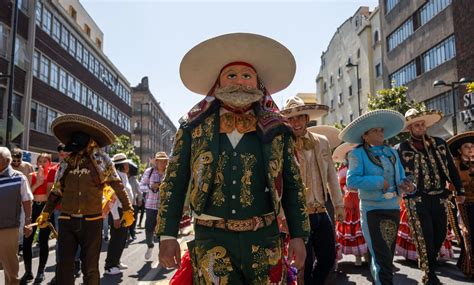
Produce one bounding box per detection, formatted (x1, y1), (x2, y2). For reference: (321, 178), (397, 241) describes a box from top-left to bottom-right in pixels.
(121, 209), (135, 227)
(36, 212), (50, 229)
(335, 206), (345, 223)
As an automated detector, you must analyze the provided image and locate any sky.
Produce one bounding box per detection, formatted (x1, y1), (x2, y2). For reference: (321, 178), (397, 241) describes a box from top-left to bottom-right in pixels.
(81, 0), (379, 126)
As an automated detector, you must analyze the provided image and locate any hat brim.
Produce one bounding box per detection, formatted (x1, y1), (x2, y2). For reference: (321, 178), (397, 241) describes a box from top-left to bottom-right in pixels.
(339, 110), (406, 144)
(180, 33), (296, 95)
(114, 159), (133, 165)
(307, 125), (341, 149)
(403, 112), (442, 132)
(332, 143), (357, 163)
(52, 114), (115, 148)
(447, 131), (474, 156)
(281, 104), (329, 120)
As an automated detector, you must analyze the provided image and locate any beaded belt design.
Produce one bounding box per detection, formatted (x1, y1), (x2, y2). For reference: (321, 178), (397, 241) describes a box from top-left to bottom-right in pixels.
(196, 213), (275, 232)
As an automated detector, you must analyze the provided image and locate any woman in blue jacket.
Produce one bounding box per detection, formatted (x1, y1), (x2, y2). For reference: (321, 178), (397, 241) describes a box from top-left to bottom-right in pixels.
(340, 109), (415, 285)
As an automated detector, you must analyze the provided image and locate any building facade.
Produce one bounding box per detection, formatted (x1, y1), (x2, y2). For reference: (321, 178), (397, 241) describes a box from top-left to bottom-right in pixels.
(316, 6), (383, 126)
(0, 0), (132, 154)
(380, 0), (474, 135)
(131, 77), (176, 164)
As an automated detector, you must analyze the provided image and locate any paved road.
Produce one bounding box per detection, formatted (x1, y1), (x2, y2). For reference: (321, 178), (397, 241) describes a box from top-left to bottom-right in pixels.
(2, 227), (473, 284)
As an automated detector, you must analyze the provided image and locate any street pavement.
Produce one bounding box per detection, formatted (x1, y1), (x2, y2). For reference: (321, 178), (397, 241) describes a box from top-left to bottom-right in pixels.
(2, 226), (473, 284)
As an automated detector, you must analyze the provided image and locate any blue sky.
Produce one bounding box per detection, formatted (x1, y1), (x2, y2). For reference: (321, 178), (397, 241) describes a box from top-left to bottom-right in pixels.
(82, 0), (378, 125)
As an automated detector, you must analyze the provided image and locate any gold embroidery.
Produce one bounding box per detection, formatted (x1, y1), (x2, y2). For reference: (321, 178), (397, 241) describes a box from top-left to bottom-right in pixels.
(192, 125), (203, 138)
(198, 246), (233, 285)
(212, 152), (228, 206)
(380, 219), (397, 248)
(405, 197), (429, 282)
(251, 238), (282, 284)
(240, 153), (256, 207)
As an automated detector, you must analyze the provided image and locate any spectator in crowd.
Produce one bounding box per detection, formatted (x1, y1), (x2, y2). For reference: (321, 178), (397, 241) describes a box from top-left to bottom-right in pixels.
(128, 161), (142, 241)
(10, 148), (34, 177)
(0, 147), (33, 285)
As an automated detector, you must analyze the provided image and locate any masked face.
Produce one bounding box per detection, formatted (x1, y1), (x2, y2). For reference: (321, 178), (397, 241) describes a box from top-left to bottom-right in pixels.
(215, 64), (263, 109)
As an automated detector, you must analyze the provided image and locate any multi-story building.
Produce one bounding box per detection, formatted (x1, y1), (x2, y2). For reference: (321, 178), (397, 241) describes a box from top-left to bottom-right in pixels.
(131, 77), (176, 164)
(0, 0), (132, 154)
(380, 0), (474, 135)
(316, 6), (383, 126)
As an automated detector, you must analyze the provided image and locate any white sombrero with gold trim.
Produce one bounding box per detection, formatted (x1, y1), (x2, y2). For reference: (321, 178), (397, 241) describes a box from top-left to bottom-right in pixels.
(180, 33), (296, 95)
(403, 109), (443, 132)
(307, 125), (341, 149)
(281, 96), (329, 121)
(332, 142), (357, 163)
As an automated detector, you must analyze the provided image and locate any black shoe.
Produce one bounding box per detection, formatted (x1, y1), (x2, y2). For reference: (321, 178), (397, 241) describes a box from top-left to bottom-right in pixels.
(33, 272), (45, 284)
(20, 272), (34, 284)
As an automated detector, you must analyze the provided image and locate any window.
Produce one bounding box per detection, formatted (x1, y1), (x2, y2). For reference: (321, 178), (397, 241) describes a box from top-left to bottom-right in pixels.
(350, 113), (354, 122)
(348, 85), (353, 97)
(47, 109), (57, 134)
(61, 27), (69, 50)
(420, 0), (452, 26)
(59, 68), (67, 93)
(33, 51), (39, 77)
(425, 89), (457, 115)
(14, 36), (27, 69)
(37, 104), (48, 133)
(0, 24), (8, 58)
(339, 117), (344, 125)
(50, 62), (59, 89)
(39, 55), (50, 83)
(69, 6), (77, 21)
(81, 85), (87, 105)
(18, 0), (28, 12)
(35, 1), (42, 26)
(52, 17), (61, 42)
(386, 0), (400, 14)
(338, 93), (343, 104)
(387, 19), (414, 51)
(42, 9), (52, 35)
(12, 94), (22, 119)
(375, 63), (382, 77)
(69, 34), (76, 57)
(97, 97), (103, 114)
(330, 76), (333, 86)
(84, 24), (91, 37)
(67, 74), (74, 98)
(30, 102), (37, 130)
(96, 38), (102, 49)
(357, 49), (360, 58)
(76, 42), (83, 62)
(390, 61), (417, 87)
(83, 49), (89, 68)
(330, 99), (334, 109)
(337, 67), (342, 79)
(374, 30), (379, 43)
(422, 35), (456, 73)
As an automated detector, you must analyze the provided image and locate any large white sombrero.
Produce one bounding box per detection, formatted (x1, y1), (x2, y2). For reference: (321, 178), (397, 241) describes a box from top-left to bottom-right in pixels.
(339, 109), (406, 144)
(332, 142), (357, 163)
(296, 93), (318, 104)
(281, 96), (329, 121)
(179, 33), (296, 95)
(307, 125), (341, 149)
(52, 114), (115, 147)
(403, 109), (443, 132)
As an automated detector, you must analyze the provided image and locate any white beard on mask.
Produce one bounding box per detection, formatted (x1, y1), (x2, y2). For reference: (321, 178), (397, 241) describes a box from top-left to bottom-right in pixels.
(214, 85), (264, 109)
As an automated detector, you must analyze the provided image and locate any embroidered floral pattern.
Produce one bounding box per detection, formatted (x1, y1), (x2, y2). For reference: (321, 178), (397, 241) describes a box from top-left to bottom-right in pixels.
(405, 197), (429, 279)
(251, 238), (282, 284)
(240, 153), (257, 207)
(196, 245), (233, 285)
(380, 219), (398, 248)
(212, 152), (228, 207)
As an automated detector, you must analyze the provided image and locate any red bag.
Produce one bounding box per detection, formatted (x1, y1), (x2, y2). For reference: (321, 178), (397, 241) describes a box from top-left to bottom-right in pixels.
(169, 250), (193, 285)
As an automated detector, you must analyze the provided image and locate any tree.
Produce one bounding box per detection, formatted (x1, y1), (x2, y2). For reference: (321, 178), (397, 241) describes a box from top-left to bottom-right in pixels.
(108, 135), (146, 175)
(368, 85), (426, 145)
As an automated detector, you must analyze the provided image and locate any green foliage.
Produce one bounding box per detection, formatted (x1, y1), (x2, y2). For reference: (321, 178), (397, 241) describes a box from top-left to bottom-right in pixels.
(333, 122), (346, 130)
(109, 135), (146, 175)
(368, 86), (426, 146)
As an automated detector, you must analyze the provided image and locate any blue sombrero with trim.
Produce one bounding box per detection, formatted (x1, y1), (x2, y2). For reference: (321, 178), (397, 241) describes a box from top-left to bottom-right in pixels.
(339, 109), (406, 144)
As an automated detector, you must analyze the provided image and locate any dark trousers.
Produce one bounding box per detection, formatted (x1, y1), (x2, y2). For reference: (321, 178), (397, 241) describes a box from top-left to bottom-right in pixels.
(304, 212), (336, 285)
(129, 205), (139, 237)
(105, 209), (128, 269)
(57, 217), (103, 285)
(23, 202), (53, 274)
(416, 194), (447, 273)
(138, 203), (145, 227)
(145, 208), (158, 248)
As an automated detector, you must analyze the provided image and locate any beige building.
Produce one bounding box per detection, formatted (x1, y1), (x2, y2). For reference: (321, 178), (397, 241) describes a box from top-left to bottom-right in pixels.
(316, 6), (383, 126)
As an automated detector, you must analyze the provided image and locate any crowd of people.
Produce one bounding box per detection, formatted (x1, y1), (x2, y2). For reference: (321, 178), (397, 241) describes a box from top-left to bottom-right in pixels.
(0, 31), (473, 285)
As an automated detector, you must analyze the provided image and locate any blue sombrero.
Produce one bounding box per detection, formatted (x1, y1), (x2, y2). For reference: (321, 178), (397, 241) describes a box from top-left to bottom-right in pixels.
(339, 109), (406, 144)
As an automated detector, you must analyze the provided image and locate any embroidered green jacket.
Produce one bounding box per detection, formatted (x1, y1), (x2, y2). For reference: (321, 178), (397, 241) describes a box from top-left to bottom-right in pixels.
(156, 103), (310, 239)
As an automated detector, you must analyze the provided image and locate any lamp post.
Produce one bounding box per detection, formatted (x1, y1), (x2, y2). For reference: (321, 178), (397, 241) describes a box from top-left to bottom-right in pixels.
(433, 77), (472, 135)
(346, 59), (361, 116)
(139, 102), (150, 162)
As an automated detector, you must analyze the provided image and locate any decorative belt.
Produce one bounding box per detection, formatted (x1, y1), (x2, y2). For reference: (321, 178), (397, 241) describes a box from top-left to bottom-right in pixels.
(196, 213), (275, 232)
(58, 213), (103, 221)
(423, 190), (445, 196)
(307, 203), (327, 214)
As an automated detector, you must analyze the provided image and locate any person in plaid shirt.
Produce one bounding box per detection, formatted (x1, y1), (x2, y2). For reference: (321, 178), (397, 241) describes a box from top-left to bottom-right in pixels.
(139, 152), (169, 260)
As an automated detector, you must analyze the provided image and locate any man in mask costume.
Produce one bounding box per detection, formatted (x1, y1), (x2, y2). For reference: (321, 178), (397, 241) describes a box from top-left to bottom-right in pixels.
(157, 33), (310, 284)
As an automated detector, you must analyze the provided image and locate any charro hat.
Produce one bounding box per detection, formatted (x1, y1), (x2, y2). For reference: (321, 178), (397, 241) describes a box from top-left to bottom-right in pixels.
(52, 114), (115, 147)
(403, 109), (443, 132)
(281, 96), (329, 121)
(332, 142), (357, 163)
(296, 93), (318, 104)
(112, 153), (132, 165)
(151, 151), (169, 163)
(339, 109), (406, 144)
(179, 33), (296, 95)
(447, 131), (474, 157)
(307, 125), (341, 149)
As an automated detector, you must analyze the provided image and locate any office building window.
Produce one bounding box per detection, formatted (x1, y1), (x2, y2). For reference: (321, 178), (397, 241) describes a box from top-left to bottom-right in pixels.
(420, 0), (452, 26)
(35, 2), (42, 26)
(374, 30), (379, 43)
(76, 42), (83, 62)
(33, 51), (39, 76)
(422, 35), (456, 73)
(39, 55), (50, 83)
(338, 93), (343, 104)
(389, 61), (417, 87)
(52, 17), (61, 42)
(350, 113), (354, 122)
(14, 36), (27, 69)
(387, 19), (414, 51)
(69, 34), (76, 57)
(83, 49), (89, 68)
(18, 0), (28, 12)
(425, 89), (457, 115)
(81, 85), (88, 106)
(42, 9), (52, 35)
(348, 85), (353, 97)
(37, 104), (48, 133)
(50, 62), (59, 89)
(0, 24), (8, 58)
(61, 27), (69, 49)
(330, 99), (334, 109)
(59, 68), (67, 93)
(386, 0), (400, 13)
(375, 63), (382, 77)
(67, 74), (75, 98)
(30, 102), (37, 130)
(47, 109), (57, 134)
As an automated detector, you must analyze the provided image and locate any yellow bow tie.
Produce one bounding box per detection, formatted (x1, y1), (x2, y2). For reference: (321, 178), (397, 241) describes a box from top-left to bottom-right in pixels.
(220, 112), (257, 134)
(296, 136), (315, 151)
